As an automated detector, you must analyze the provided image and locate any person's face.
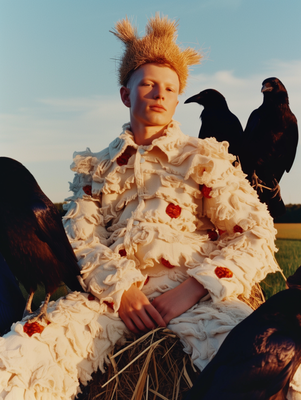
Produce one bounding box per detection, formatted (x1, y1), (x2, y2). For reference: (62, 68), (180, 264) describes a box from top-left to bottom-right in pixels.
(120, 63), (180, 131)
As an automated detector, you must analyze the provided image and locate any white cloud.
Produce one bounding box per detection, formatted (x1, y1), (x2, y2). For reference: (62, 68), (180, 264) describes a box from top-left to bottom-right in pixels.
(180, 59), (301, 128)
(1, 59), (300, 203)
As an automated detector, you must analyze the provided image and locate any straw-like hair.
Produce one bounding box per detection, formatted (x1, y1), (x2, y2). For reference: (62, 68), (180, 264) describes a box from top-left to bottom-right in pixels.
(110, 14), (202, 94)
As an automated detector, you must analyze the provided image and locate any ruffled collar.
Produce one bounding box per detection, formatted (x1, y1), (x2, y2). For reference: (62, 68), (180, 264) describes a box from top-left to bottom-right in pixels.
(108, 120), (199, 163)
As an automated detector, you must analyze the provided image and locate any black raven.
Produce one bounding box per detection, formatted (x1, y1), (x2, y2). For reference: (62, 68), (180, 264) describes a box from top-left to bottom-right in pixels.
(240, 77), (298, 219)
(185, 266), (301, 400)
(0, 252), (26, 335)
(184, 88), (243, 158)
(0, 157), (82, 322)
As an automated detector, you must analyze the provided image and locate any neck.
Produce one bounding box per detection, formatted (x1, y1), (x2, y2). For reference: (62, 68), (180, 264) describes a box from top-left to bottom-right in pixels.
(131, 123), (168, 145)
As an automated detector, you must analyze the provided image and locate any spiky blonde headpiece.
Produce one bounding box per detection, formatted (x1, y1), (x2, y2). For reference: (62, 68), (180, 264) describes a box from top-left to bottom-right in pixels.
(111, 14), (202, 94)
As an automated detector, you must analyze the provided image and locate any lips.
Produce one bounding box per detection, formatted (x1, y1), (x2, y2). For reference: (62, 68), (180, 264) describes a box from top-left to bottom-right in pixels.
(150, 104), (166, 111)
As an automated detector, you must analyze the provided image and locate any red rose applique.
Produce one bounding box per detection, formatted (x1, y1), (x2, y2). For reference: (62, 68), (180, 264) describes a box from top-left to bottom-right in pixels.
(23, 321), (45, 337)
(119, 249), (127, 257)
(117, 149), (132, 166)
(200, 185), (212, 199)
(233, 225), (243, 233)
(104, 301), (114, 310)
(83, 185), (92, 196)
(166, 203), (181, 218)
(161, 257), (176, 269)
(215, 266), (233, 279)
(144, 276), (150, 285)
(88, 294), (95, 301)
(207, 229), (218, 241)
(218, 229), (226, 236)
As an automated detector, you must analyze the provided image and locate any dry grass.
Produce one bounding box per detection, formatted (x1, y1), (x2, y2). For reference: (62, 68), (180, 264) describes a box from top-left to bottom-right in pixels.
(76, 328), (200, 400)
(76, 284), (264, 400)
(274, 223), (301, 240)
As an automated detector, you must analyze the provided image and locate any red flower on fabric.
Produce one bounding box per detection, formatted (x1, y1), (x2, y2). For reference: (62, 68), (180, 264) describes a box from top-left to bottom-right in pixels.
(119, 249), (127, 257)
(233, 225), (243, 233)
(200, 185), (212, 199)
(215, 266), (233, 279)
(144, 276), (150, 285)
(104, 301), (114, 310)
(161, 257), (176, 269)
(88, 294), (95, 301)
(83, 185), (92, 196)
(207, 229), (218, 241)
(117, 149), (132, 166)
(218, 229), (226, 236)
(23, 321), (45, 337)
(166, 203), (181, 218)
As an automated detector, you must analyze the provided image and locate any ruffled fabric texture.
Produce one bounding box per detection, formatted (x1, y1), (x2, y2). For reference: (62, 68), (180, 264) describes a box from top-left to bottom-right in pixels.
(288, 369), (301, 399)
(0, 121), (298, 399)
(64, 120), (280, 310)
(0, 292), (127, 400)
(169, 297), (253, 370)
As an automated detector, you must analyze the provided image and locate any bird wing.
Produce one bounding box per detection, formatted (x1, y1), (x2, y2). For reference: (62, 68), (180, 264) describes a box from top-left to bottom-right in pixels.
(283, 118), (298, 174)
(244, 108), (261, 138)
(190, 334), (297, 400)
(229, 334), (296, 393)
(30, 196), (82, 290)
(240, 109), (262, 177)
(0, 254), (26, 334)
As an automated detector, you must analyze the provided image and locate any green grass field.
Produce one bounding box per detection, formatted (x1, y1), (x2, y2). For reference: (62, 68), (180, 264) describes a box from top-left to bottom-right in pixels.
(260, 224), (301, 298)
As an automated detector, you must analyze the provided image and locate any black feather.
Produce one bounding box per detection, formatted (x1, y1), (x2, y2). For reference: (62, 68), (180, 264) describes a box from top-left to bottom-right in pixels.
(240, 77), (298, 218)
(185, 266), (301, 400)
(0, 157), (82, 305)
(0, 253), (26, 335)
(185, 88), (243, 158)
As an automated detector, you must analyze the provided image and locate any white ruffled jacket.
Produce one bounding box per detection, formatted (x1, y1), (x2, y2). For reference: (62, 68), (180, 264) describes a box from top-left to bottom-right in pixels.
(63, 120), (280, 310)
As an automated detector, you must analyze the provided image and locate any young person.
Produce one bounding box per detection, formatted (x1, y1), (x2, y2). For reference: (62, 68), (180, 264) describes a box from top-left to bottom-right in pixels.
(0, 14), (299, 400)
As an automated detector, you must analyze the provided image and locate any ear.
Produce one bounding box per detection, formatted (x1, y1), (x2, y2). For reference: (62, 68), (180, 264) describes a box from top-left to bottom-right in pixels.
(120, 86), (131, 107)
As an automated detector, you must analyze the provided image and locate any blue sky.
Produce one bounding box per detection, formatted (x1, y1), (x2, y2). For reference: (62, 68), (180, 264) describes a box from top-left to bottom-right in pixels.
(1, 0), (301, 204)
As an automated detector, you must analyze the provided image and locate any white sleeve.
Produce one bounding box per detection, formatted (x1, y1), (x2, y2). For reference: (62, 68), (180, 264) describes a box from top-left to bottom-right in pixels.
(63, 153), (145, 311)
(187, 151), (280, 303)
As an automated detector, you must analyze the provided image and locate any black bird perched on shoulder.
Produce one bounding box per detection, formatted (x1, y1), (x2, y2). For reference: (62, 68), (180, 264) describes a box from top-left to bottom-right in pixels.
(240, 77), (298, 219)
(0, 157), (82, 322)
(184, 88), (243, 158)
(185, 266), (301, 400)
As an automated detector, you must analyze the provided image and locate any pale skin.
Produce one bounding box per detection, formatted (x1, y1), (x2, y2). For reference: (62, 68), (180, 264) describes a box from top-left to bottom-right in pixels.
(119, 63), (208, 334)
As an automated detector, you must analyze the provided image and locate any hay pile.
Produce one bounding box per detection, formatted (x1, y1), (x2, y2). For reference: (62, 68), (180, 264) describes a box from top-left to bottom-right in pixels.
(77, 328), (200, 400)
(238, 282), (265, 310)
(77, 284), (265, 400)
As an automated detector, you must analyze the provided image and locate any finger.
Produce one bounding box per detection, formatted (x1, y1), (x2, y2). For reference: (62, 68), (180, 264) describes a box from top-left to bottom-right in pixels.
(130, 313), (151, 332)
(150, 298), (166, 318)
(122, 315), (140, 334)
(145, 304), (166, 327)
(137, 309), (158, 331)
(162, 312), (172, 326)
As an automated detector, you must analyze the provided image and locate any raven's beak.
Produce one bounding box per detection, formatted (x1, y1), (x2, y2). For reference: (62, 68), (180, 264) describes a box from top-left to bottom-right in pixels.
(261, 84), (273, 93)
(184, 93), (200, 104)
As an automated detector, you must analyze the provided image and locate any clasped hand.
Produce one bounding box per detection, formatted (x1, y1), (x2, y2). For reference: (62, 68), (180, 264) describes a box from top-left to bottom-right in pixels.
(118, 277), (208, 334)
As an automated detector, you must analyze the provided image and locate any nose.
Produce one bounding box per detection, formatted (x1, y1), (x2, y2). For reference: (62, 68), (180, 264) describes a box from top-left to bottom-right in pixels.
(153, 85), (164, 100)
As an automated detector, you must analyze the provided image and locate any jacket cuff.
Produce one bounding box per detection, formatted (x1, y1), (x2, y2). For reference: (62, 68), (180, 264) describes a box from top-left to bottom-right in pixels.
(79, 258), (146, 312)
